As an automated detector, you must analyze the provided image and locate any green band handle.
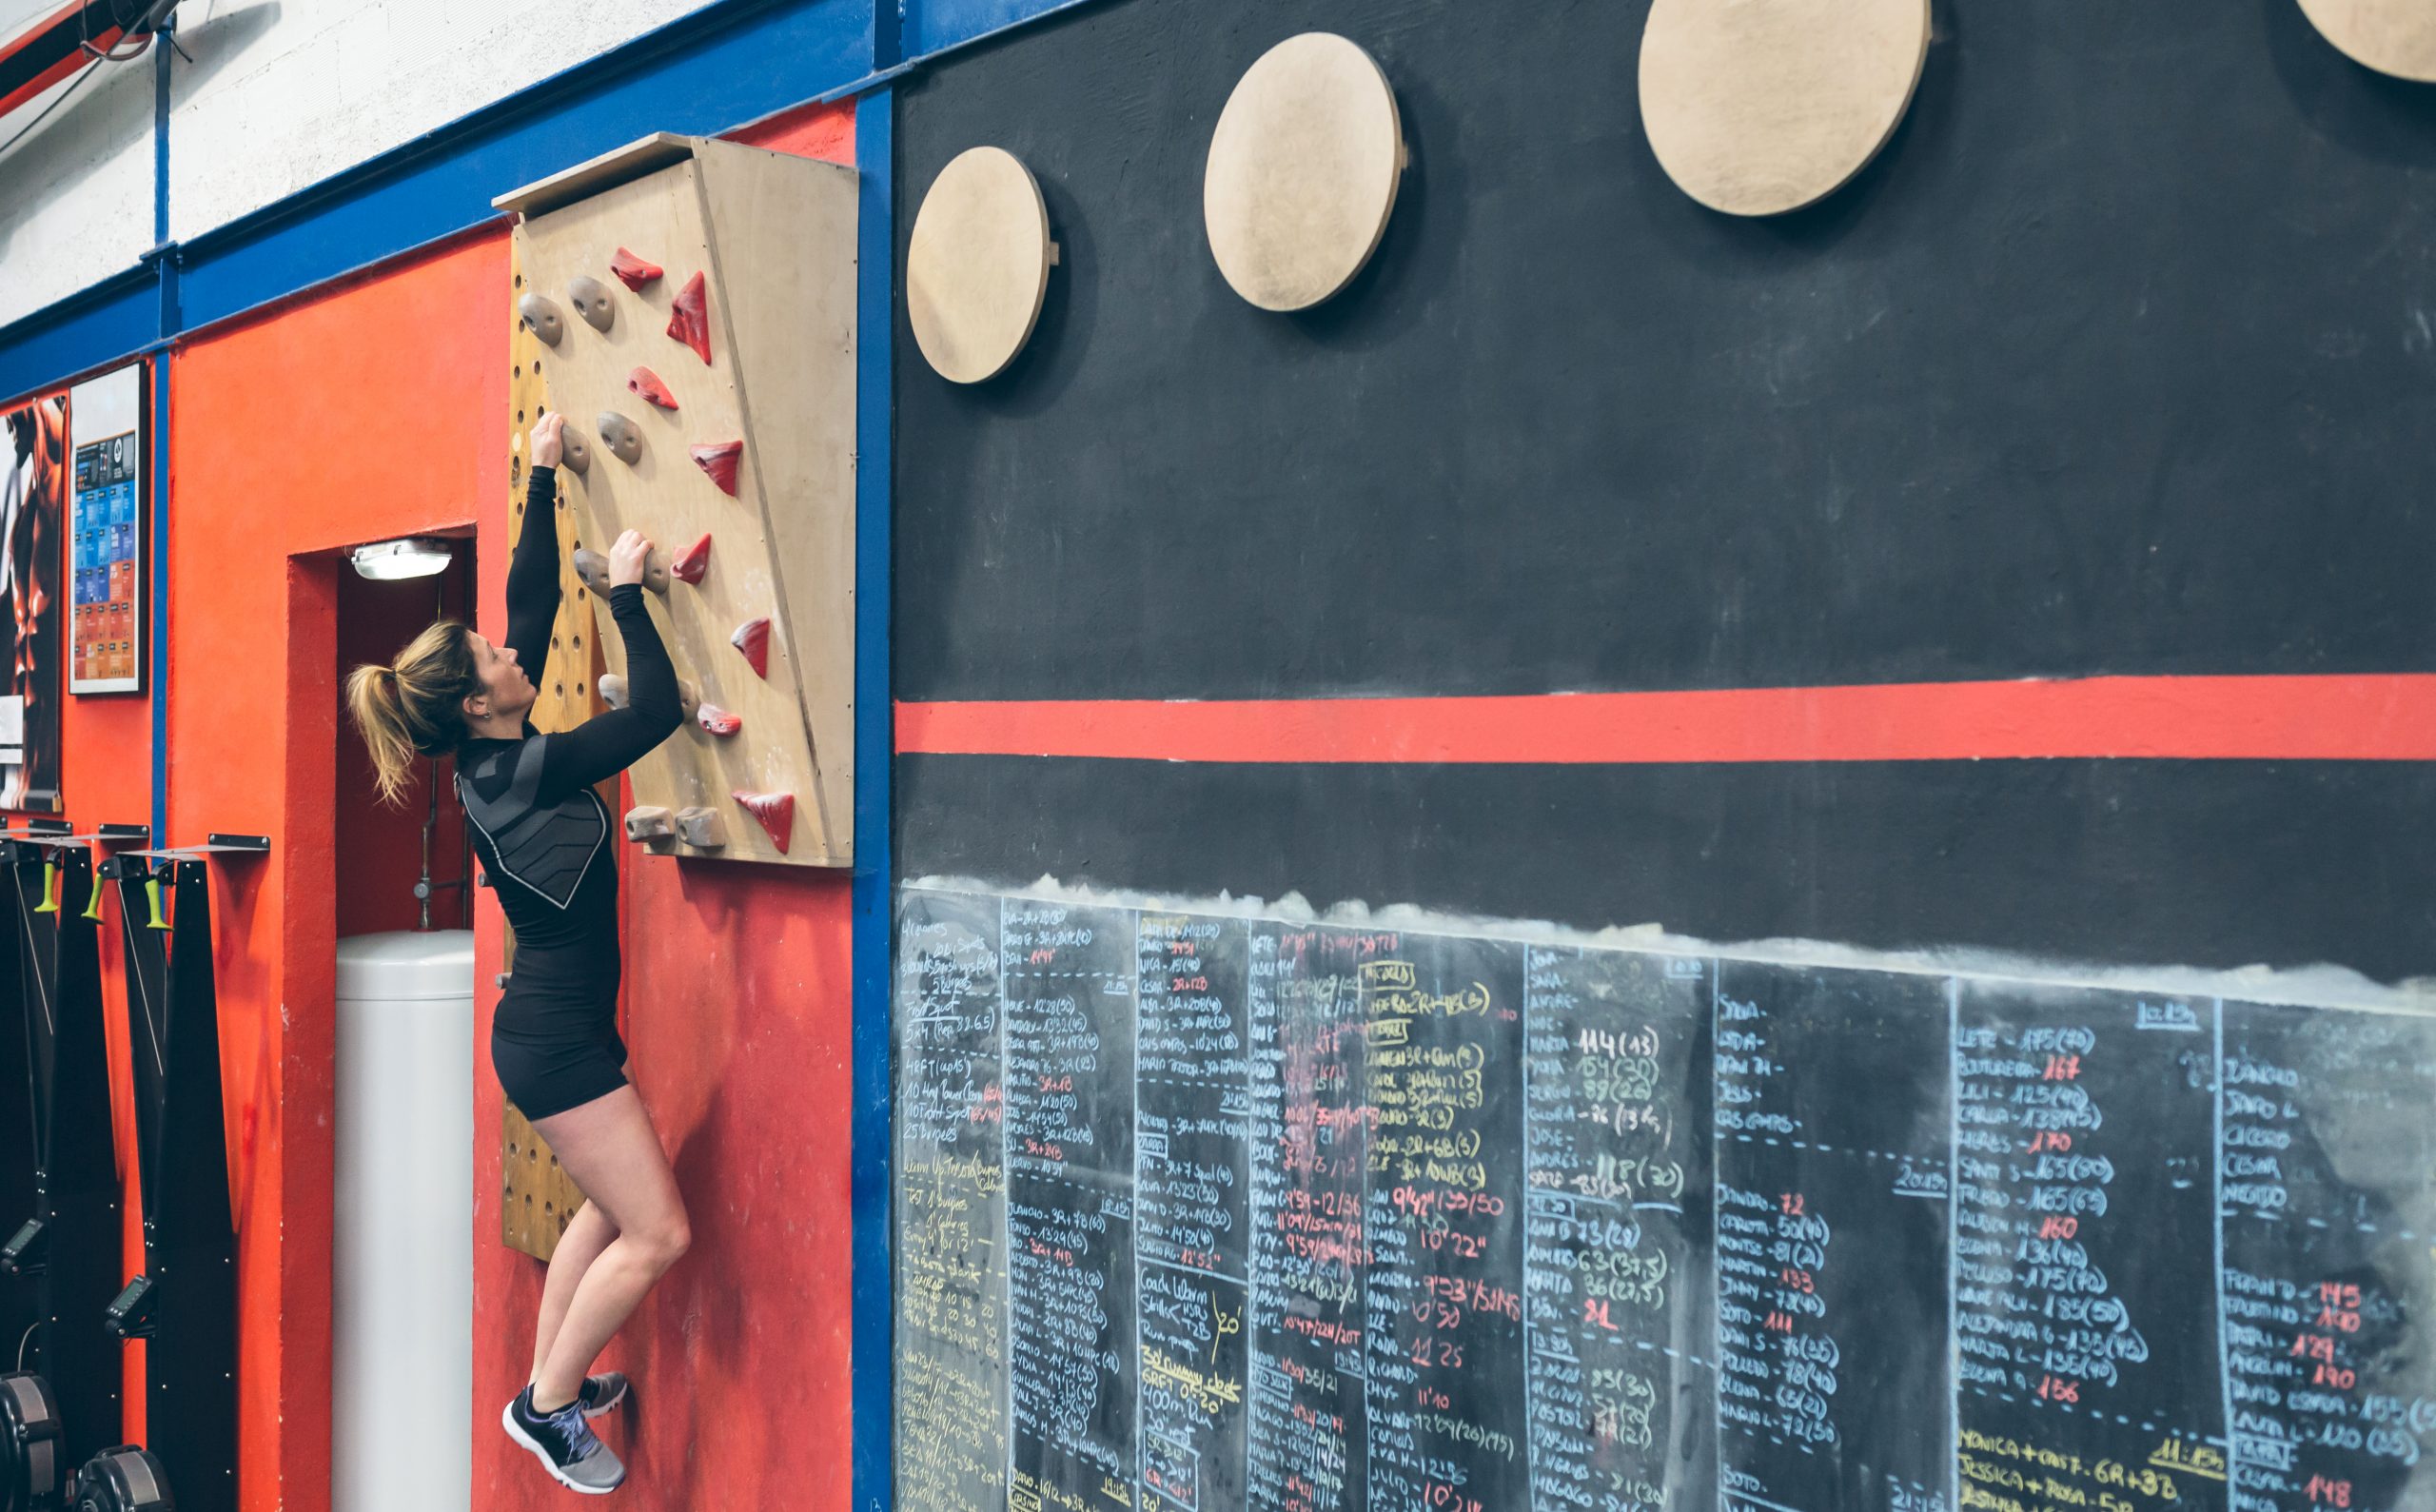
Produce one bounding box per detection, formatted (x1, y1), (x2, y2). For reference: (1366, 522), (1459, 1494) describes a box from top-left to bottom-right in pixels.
(34, 862), (58, 914)
(146, 876), (169, 932)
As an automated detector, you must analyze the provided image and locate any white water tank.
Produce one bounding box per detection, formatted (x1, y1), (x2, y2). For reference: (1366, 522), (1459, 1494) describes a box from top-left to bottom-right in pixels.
(333, 931), (475, 1512)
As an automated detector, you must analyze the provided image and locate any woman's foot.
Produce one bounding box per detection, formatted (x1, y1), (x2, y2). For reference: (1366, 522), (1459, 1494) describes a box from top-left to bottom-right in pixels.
(502, 1384), (626, 1494)
(578, 1372), (629, 1418)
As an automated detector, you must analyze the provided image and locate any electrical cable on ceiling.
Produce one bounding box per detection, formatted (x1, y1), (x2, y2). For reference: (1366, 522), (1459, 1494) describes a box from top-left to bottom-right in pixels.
(0, 1), (182, 161)
(0, 52), (105, 160)
(79, 0), (153, 61)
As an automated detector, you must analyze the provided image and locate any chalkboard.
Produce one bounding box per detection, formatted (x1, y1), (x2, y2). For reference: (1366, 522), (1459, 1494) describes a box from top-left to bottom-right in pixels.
(894, 891), (1010, 1509)
(1712, 963), (1952, 1512)
(1953, 982), (2226, 1512)
(894, 887), (2436, 1512)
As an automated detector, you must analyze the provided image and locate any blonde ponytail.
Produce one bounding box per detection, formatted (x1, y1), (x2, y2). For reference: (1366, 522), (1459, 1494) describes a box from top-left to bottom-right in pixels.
(344, 620), (481, 806)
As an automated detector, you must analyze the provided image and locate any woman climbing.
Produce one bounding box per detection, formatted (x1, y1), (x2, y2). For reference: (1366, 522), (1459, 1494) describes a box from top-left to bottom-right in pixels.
(344, 410), (684, 1494)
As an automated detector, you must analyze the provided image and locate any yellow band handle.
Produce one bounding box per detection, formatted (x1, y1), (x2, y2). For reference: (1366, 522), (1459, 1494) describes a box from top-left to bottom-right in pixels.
(146, 876), (169, 932)
(34, 861), (58, 914)
(80, 876), (103, 923)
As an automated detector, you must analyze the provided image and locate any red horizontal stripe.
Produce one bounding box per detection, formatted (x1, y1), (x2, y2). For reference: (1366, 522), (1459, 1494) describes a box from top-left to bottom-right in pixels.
(896, 675), (2436, 764)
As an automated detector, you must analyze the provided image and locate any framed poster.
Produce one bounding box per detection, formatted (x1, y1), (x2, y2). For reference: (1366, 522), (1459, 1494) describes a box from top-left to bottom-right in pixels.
(0, 387), (66, 810)
(69, 364), (142, 695)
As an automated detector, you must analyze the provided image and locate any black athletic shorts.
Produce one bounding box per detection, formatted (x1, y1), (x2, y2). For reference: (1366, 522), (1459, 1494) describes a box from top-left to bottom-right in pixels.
(491, 949), (629, 1121)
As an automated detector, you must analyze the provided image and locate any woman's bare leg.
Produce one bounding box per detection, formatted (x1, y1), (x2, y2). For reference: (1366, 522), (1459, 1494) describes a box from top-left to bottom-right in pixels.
(525, 1086), (689, 1412)
(530, 1199), (617, 1383)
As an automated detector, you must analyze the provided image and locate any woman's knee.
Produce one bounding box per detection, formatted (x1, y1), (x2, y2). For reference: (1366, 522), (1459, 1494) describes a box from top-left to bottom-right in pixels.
(635, 1209), (690, 1271)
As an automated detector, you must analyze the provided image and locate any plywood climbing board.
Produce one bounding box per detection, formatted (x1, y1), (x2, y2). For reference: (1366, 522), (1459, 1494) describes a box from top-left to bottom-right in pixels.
(497, 133), (858, 868)
(501, 1099), (587, 1261)
(508, 240), (611, 736)
(501, 238), (612, 1264)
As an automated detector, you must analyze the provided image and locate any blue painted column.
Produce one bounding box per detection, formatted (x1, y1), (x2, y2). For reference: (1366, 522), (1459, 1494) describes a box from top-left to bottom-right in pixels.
(849, 82), (896, 1512)
(148, 12), (175, 840)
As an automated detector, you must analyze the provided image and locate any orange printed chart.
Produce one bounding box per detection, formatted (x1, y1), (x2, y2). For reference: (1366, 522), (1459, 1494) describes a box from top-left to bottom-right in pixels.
(68, 363), (142, 694)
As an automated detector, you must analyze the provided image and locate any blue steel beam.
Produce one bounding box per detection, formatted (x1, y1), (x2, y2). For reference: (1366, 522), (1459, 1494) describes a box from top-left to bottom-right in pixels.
(149, 12), (170, 844)
(903, 0), (1090, 62)
(0, 267), (153, 410)
(0, 0), (878, 380)
(848, 84), (895, 1512)
(0, 0), (1100, 388)
(173, 0), (873, 332)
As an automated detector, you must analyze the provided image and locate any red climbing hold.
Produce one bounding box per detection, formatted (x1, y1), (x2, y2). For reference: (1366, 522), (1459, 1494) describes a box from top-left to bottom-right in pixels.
(627, 366), (679, 410)
(730, 617), (771, 678)
(733, 791), (796, 854)
(667, 271), (711, 364)
(697, 703), (742, 737)
(670, 532), (713, 585)
(610, 247), (663, 291)
(692, 440), (743, 496)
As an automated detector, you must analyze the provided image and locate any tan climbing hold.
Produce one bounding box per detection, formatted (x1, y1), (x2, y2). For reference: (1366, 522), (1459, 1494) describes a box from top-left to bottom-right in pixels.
(624, 805), (675, 843)
(568, 275), (617, 332)
(675, 807), (728, 849)
(599, 675), (697, 717)
(572, 545), (669, 595)
(518, 293), (566, 346)
(597, 412), (642, 466)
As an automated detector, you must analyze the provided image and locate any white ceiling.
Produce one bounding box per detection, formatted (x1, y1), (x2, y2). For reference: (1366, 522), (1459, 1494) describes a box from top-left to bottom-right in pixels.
(0, 1), (69, 46)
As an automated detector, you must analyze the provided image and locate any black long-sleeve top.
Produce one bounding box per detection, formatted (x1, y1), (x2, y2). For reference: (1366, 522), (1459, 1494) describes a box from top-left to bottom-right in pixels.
(460, 464), (683, 967)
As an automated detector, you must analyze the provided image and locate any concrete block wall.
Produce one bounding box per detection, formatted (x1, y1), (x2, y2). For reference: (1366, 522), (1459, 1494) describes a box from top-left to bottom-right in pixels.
(167, 0), (705, 241)
(0, 48), (155, 330)
(0, 0), (714, 331)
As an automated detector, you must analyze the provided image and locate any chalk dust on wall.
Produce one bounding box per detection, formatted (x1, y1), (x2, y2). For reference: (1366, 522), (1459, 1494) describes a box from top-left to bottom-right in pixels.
(906, 874), (2436, 1014)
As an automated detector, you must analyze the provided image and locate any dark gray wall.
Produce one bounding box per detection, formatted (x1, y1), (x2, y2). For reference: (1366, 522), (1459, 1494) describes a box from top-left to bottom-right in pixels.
(893, 0), (2436, 980)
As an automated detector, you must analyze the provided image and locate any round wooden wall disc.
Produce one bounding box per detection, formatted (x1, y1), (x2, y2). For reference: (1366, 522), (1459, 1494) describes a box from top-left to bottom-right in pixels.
(1639, 0), (1931, 218)
(908, 147), (1056, 383)
(2298, 0), (2436, 82)
(1204, 32), (1406, 312)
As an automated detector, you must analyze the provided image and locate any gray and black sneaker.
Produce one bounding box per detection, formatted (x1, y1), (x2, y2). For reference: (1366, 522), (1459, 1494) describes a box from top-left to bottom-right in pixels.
(578, 1372), (630, 1419)
(503, 1384), (626, 1495)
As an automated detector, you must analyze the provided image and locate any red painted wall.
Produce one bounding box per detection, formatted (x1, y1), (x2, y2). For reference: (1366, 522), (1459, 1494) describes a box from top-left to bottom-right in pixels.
(167, 233), (507, 1511)
(468, 96), (858, 1512)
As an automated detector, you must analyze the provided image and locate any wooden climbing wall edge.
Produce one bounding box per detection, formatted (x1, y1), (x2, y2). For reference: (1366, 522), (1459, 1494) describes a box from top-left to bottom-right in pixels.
(507, 139), (857, 867)
(694, 138), (858, 865)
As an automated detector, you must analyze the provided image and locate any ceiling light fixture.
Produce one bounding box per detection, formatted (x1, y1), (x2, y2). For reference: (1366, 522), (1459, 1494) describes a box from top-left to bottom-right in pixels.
(348, 538), (455, 581)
